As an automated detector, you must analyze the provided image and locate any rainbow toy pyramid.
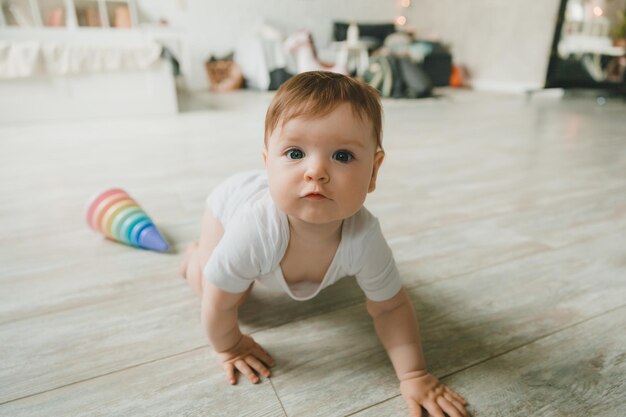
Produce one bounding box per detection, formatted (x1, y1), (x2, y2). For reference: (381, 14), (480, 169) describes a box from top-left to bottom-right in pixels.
(86, 188), (169, 252)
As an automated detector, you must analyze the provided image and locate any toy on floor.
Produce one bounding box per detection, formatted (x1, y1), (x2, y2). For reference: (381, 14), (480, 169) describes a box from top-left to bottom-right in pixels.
(86, 188), (169, 252)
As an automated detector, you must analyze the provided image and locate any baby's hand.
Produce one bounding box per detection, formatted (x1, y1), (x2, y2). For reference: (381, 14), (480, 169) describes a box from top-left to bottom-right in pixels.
(216, 334), (274, 385)
(400, 370), (469, 417)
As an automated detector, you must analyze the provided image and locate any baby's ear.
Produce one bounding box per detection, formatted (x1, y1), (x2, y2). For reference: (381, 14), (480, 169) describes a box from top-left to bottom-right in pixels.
(368, 150), (385, 193)
(262, 149), (268, 166)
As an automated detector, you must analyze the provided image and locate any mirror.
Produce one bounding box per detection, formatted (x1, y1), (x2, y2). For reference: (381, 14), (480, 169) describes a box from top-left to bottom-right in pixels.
(546, 0), (626, 90)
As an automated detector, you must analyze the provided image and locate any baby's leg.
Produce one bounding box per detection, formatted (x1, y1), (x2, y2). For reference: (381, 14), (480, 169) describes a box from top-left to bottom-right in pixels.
(179, 208), (225, 297)
(179, 208), (254, 305)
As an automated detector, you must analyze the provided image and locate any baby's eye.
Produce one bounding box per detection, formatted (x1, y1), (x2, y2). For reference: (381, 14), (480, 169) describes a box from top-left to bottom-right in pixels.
(333, 150), (354, 163)
(286, 149), (305, 160)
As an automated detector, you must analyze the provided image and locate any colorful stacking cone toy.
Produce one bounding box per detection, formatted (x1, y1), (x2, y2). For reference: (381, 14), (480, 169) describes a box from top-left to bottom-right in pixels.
(86, 188), (169, 252)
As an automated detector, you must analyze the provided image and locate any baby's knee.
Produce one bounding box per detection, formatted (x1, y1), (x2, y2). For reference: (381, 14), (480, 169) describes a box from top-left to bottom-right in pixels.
(180, 242), (203, 280)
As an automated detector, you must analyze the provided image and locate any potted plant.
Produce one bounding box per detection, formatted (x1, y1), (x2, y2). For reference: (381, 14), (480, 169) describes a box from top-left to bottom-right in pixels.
(610, 12), (626, 48)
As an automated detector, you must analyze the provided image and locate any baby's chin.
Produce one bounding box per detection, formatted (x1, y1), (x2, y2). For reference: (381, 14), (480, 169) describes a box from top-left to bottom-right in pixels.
(283, 206), (363, 226)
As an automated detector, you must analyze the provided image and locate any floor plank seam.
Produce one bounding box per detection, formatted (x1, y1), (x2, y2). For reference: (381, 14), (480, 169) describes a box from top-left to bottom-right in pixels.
(0, 345), (208, 407)
(340, 304), (626, 416)
(2, 197), (624, 328)
(0, 280), (185, 327)
(403, 224), (626, 291)
(385, 184), (626, 238)
(1, 228), (624, 407)
(250, 227), (626, 338)
(265, 221), (626, 333)
(236, 227), (616, 336)
(269, 379), (289, 417)
(343, 397), (399, 417)
(439, 303), (626, 381)
(4, 303), (622, 410)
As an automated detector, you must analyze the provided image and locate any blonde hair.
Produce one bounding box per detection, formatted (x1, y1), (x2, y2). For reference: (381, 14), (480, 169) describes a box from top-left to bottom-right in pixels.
(264, 71), (383, 149)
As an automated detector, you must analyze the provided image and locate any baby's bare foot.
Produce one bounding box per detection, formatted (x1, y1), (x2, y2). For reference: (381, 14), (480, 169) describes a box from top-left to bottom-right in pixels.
(178, 241), (199, 279)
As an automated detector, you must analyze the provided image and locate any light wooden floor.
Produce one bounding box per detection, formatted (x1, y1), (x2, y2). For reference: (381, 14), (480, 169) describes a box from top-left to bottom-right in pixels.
(0, 89), (624, 417)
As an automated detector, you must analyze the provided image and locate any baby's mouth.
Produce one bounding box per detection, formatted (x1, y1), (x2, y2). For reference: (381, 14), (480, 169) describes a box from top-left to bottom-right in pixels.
(304, 192), (328, 200)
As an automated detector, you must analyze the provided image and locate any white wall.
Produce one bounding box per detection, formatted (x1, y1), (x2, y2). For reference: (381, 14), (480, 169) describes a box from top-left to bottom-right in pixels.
(137, 0), (562, 92)
(407, 0), (562, 92)
(137, 0), (401, 90)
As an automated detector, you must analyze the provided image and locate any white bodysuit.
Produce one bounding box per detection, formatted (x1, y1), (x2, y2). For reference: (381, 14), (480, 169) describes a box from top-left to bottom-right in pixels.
(204, 170), (402, 301)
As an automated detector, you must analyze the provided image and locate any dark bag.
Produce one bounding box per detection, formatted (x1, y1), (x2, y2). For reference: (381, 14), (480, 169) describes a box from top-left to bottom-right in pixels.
(364, 56), (432, 98)
(386, 56), (406, 98)
(268, 68), (293, 90)
(398, 58), (432, 98)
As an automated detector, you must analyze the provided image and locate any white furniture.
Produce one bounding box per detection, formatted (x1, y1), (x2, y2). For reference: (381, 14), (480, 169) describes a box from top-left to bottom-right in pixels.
(559, 17), (625, 58)
(1, 0), (139, 30)
(0, 0), (181, 123)
(332, 23), (370, 77)
(333, 41), (369, 77)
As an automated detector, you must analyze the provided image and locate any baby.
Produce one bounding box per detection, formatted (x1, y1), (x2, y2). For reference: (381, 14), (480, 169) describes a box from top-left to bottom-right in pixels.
(179, 71), (468, 417)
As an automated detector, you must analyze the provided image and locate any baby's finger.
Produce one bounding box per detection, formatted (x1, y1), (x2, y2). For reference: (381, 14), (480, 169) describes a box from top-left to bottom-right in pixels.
(436, 396), (463, 417)
(405, 401), (423, 417)
(445, 387), (467, 405)
(234, 359), (259, 384)
(443, 393), (468, 417)
(253, 345), (275, 367)
(245, 355), (271, 378)
(423, 400), (445, 417)
(223, 362), (236, 385)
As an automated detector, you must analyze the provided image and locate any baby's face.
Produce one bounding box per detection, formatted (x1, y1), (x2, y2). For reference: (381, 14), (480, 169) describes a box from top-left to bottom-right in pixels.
(263, 103), (384, 225)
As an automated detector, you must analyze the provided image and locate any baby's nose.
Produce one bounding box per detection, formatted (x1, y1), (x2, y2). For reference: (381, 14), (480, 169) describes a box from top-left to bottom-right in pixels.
(304, 159), (329, 182)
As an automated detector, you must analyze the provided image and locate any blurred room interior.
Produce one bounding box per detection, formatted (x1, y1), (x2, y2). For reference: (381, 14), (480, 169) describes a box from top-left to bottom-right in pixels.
(1, 0), (625, 121)
(1, 1), (625, 417)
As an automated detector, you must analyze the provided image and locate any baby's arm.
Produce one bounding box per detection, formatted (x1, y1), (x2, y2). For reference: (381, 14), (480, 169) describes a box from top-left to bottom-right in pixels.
(189, 209), (273, 384)
(201, 282), (274, 384)
(367, 288), (468, 417)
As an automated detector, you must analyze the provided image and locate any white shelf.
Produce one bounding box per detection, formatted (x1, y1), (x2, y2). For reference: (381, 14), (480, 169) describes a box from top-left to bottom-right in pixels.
(0, 0), (137, 29)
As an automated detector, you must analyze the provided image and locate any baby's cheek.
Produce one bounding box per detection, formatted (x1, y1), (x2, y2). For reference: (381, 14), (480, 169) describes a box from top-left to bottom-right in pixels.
(268, 182), (292, 211)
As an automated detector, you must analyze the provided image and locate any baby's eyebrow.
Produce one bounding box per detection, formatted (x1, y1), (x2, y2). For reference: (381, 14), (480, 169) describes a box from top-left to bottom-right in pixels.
(277, 137), (303, 147)
(336, 138), (367, 149)
(278, 134), (368, 149)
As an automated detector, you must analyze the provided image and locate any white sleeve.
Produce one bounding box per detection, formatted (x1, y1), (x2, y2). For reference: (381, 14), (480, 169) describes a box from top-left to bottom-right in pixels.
(202, 212), (262, 293)
(354, 222), (402, 302)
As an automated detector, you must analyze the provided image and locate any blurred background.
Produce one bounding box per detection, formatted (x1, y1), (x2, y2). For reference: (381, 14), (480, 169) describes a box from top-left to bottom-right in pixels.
(2, 2), (626, 416)
(1, 0), (625, 122)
